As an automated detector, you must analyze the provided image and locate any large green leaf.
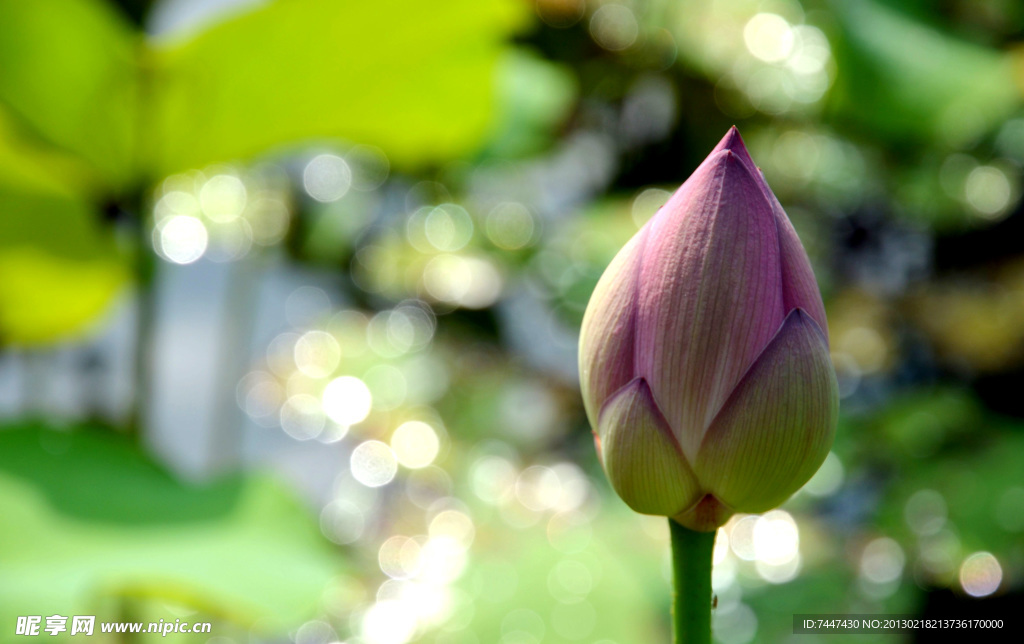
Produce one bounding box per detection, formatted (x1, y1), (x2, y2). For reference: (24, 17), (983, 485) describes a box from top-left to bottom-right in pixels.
(0, 157), (127, 345)
(0, 1), (135, 345)
(0, 0), (139, 189)
(0, 424), (346, 637)
(828, 0), (1021, 146)
(147, 0), (529, 175)
(0, 109), (102, 199)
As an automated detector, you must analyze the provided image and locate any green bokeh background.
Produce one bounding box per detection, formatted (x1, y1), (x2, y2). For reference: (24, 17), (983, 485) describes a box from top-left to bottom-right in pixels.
(1, 0), (1022, 642)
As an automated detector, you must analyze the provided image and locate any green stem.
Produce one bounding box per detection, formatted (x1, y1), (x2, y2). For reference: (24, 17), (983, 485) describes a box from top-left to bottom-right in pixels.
(669, 519), (716, 644)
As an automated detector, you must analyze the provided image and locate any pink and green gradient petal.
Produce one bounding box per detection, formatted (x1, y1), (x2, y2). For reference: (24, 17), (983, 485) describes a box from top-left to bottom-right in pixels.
(579, 228), (647, 432)
(695, 309), (838, 512)
(596, 378), (702, 516)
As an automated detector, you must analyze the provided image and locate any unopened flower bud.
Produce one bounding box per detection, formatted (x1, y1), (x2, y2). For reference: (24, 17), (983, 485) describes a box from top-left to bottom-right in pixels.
(579, 127), (838, 531)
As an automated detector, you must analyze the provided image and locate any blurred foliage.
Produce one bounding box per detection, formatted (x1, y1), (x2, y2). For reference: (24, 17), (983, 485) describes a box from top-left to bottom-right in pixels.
(2, 0), (1024, 642)
(453, 502), (667, 643)
(0, 196), (127, 343)
(0, 424), (346, 638)
(0, 105), (128, 343)
(146, 0), (529, 176)
(0, 0), (140, 189)
(0, 0), (533, 345)
(826, 0), (1022, 146)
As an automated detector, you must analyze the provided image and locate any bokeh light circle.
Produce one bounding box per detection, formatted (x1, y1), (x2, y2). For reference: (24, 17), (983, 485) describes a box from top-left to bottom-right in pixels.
(351, 440), (398, 487)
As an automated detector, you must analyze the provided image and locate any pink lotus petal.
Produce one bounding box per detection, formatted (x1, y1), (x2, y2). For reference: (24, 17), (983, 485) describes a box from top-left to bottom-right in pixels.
(768, 190), (829, 341)
(578, 228), (647, 432)
(715, 126), (828, 337)
(636, 147), (785, 460)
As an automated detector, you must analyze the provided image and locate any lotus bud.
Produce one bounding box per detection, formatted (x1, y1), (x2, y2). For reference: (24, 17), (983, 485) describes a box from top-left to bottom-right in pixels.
(579, 127), (838, 531)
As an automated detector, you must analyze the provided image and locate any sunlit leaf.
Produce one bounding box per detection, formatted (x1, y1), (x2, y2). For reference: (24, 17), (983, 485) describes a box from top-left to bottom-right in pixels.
(148, 0), (530, 176)
(0, 247), (127, 345)
(0, 424), (346, 634)
(0, 0), (139, 189)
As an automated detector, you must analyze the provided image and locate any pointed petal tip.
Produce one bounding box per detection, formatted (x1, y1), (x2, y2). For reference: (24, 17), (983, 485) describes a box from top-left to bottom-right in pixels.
(699, 146), (768, 195)
(786, 307), (829, 346)
(772, 307), (831, 355)
(703, 147), (741, 168)
(715, 125), (749, 154)
(788, 307), (810, 325)
(706, 127), (763, 187)
(598, 377), (673, 441)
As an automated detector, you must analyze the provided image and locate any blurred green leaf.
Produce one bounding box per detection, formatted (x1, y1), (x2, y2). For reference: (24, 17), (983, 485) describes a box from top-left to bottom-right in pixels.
(0, 176), (128, 345)
(456, 502), (666, 643)
(0, 424), (346, 635)
(484, 50), (577, 158)
(147, 0), (529, 176)
(866, 389), (1024, 555)
(891, 431), (1024, 554)
(0, 0), (534, 346)
(0, 109), (102, 199)
(828, 0), (1021, 146)
(0, 1), (134, 345)
(0, 0), (140, 189)
(872, 387), (982, 458)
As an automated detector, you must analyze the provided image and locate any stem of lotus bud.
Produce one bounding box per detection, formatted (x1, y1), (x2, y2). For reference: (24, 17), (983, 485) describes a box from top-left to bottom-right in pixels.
(669, 519), (716, 644)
